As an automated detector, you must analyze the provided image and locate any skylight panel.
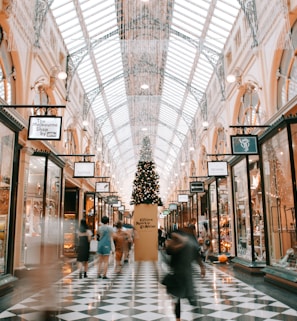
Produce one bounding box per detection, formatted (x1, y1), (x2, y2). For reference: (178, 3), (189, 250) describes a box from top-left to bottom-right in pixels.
(172, 13), (203, 38)
(156, 125), (174, 142)
(100, 118), (113, 136)
(81, 2), (115, 18)
(159, 106), (178, 128)
(217, 0), (240, 15)
(88, 18), (116, 39)
(209, 23), (230, 39)
(166, 59), (191, 81)
(183, 96), (199, 118)
(167, 47), (194, 67)
(51, 1), (74, 19)
(171, 135), (183, 149)
(213, 8), (237, 25)
(168, 38), (196, 57)
(205, 34), (224, 50)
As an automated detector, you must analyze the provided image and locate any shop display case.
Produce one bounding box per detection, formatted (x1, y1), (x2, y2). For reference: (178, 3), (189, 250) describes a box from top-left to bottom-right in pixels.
(209, 178), (231, 255)
(63, 214), (77, 257)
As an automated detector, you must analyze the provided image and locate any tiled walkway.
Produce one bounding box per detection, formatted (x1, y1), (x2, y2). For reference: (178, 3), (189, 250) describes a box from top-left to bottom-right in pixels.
(0, 254), (297, 320)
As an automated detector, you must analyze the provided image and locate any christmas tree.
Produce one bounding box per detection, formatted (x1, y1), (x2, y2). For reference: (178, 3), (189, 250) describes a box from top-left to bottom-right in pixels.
(131, 137), (162, 205)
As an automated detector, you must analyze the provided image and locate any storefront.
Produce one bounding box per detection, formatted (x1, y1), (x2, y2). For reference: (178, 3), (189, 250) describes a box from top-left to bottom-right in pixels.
(209, 177), (232, 257)
(22, 152), (64, 267)
(231, 154), (266, 272)
(0, 108), (24, 289)
(63, 188), (79, 257)
(260, 116), (297, 290)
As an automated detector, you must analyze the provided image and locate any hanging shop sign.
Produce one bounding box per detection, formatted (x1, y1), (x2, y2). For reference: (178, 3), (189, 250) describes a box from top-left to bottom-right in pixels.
(112, 200), (122, 208)
(73, 162), (95, 177)
(162, 209), (170, 216)
(169, 203), (177, 210)
(231, 135), (259, 155)
(190, 181), (204, 193)
(106, 195), (118, 205)
(178, 194), (189, 203)
(118, 205), (125, 212)
(207, 161), (228, 177)
(95, 182), (110, 193)
(28, 116), (62, 140)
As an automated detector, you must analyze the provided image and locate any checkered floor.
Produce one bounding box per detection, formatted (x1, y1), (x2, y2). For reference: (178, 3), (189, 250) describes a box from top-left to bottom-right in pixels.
(0, 254), (297, 320)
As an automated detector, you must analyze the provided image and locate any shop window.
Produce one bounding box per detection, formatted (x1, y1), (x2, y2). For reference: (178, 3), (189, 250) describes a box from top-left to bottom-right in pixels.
(233, 159), (251, 259)
(0, 64), (12, 104)
(23, 156), (62, 266)
(0, 125), (14, 275)
(233, 155), (265, 262)
(277, 21), (297, 108)
(262, 128), (295, 268)
(209, 179), (231, 255)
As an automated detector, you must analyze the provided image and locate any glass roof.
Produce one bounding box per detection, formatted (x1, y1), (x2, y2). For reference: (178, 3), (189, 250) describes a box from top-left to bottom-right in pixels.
(50, 0), (240, 208)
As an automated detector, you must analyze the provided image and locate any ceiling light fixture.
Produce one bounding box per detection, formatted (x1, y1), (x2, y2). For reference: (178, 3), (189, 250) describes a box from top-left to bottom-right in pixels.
(202, 121), (209, 130)
(141, 84), (149, 90)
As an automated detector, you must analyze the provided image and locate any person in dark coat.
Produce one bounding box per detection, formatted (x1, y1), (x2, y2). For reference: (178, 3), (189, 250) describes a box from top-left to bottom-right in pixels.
(163, 229), (205, 321)
(77, 219), (92, 278)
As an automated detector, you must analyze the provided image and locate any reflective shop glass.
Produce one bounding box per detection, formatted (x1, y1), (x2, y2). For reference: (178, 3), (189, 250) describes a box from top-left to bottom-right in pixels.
(0, 124), (14, 275)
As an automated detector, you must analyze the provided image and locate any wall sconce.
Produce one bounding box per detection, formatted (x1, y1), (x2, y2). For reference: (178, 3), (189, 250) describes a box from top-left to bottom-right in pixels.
(202, 120), (209, 130)
(226, 68), (242, 87)
(49, 65), (67, 89)
(246, 80), (262, 92)
(31, 76), (47, 92)
(82, 119), (88, 131)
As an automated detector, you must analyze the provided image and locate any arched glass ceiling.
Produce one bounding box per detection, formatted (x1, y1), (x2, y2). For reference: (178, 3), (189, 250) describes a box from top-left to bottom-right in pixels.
(50, 0), (240, 208)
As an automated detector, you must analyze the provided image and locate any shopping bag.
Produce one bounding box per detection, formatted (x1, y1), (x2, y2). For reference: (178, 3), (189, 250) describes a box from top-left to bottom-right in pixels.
(90, 239), (98, 253)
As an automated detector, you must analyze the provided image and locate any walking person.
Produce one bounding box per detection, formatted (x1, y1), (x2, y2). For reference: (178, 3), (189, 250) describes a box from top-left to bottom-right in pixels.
(162, 229), (205, 321)
(77, 219), (92, 279)
(113, 221), (129, 273)
(97, 216), (114, 279)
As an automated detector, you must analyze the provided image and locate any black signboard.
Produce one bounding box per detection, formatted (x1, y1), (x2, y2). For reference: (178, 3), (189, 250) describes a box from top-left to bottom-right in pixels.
(190, 181), (204, 193)
(106, 195), (118, 205)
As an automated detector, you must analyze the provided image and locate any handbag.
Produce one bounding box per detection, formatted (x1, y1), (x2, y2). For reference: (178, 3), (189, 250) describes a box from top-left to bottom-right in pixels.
(90, 239), (98, 252)
(161, 273), (183, 297)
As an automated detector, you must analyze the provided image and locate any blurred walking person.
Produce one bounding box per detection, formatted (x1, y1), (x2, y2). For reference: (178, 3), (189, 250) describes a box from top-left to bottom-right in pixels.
(162, 229), (205, 321)
(77, 219), (92, 278)
(97, 216), (114, 279)
(113, 221), (129, 273)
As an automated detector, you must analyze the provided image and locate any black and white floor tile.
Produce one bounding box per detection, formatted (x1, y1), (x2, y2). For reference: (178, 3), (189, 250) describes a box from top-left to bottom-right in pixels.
(0, 255), (297, 320)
